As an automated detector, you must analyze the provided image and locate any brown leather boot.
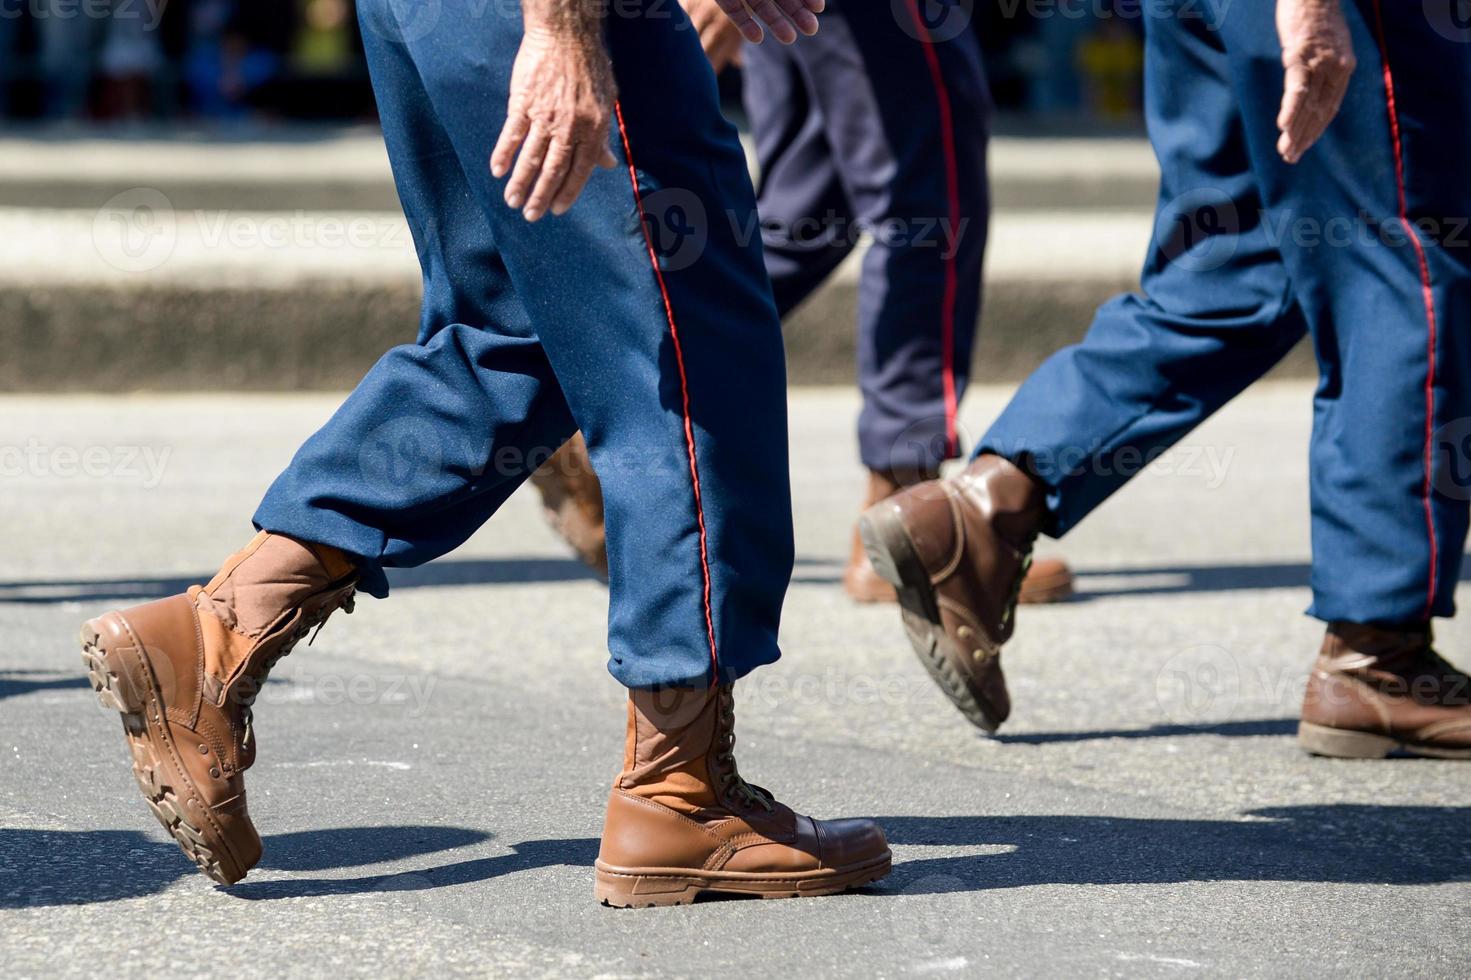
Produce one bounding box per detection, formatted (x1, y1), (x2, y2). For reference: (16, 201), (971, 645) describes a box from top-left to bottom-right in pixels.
(856, 453), (1049, 732)
(1299, 622), (1471, 759)
(527, 432), (609, 580)
(595, 685), (891, 906)
(844, 468), (934, 602)
(845, 468), (1075, 606)
(847, 464), (1076, 603)
(80, 532), (359, 883)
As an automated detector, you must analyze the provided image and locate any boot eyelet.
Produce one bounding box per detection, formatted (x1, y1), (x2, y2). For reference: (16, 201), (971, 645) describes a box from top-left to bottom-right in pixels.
(208, 767), (221, 779)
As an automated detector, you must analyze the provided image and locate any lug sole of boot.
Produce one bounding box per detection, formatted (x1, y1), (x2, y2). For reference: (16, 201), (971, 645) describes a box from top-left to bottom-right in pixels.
(1298, 721), (1471, 760)
(858, 506), (1004, 733)
(593, 853), (892, 908)
(81, 615), (248, 885)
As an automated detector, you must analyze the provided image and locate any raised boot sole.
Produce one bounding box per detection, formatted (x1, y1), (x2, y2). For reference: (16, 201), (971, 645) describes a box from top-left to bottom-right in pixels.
(858, 505), (1004, 733)
(1298, 721), (1471, 760)
(81, 615), (251, 885)
(593, 852), (892, 908)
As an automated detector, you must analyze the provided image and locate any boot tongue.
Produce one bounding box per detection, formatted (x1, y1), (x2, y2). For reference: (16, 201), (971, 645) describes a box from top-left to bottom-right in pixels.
(197, 533), (352, 638)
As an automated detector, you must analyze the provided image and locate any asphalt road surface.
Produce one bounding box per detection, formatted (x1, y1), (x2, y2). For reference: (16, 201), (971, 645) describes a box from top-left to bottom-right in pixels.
(2, 384), (1467, 978)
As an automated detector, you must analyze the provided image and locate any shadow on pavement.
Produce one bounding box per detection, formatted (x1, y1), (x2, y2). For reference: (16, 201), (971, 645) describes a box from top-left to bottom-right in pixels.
(0, 825), (493, 908)
(0, 557), (844, 604)
(229, 837), (601, 901)
(0, 557), (595, 605)
(874, 805), (1471, 892)
(1073, 560), (1471, 600)
(0, 670), (89, 702)
(7, 806), (1465, 908)
(259, 826), (491, 872)
(993, 718), (1299, 744)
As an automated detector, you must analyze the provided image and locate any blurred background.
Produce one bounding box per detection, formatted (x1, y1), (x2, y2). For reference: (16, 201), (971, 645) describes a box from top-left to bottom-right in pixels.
(0, 0), (1142, 126)
(0, 0), (1243, 397)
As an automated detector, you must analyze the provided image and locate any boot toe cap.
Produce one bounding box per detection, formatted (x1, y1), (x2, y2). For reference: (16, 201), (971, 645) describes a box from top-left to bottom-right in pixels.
(815, 816), (890, 869)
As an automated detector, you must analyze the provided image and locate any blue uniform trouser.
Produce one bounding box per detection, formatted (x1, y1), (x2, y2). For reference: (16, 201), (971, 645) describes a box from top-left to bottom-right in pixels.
(253, 0), (794, 689)
(743, 0), (990, 474)
(981, 0), (1471, 625)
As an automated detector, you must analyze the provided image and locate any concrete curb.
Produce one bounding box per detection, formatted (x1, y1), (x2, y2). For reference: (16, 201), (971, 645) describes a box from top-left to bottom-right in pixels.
(1, 269), (1313, 392)
(0, 131), (1162, 213)
(1, 132), (1317, 391)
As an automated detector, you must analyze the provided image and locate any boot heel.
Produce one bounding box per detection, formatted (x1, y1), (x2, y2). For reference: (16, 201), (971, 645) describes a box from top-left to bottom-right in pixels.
(594, 866), (702, 908)
(857, 505), (913, 592)
(80, 618), (146, 717)
(1297, 721), (1398, 759)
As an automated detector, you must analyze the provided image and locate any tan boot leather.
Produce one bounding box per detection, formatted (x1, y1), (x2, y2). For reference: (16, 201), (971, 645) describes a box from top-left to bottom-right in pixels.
(845, 468), (1075, 606)
(80, 532), (358, 883)
(595, 685), (891, 907)
(1299, 622), (1471, 759)
(856, 454), (1049, 732)
(527, 432), (609, 580)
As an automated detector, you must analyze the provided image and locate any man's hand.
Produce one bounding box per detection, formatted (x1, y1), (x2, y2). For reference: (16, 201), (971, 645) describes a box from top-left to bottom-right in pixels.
(712, 0), (823, 46)
(1275, 0), (1356, 164)
(682, 0), (745, 74)
(491, 20), (618, 222)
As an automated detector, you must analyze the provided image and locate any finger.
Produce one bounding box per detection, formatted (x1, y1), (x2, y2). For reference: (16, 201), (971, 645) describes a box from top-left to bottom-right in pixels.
(707, 30), (743, 73)
(712, 0), (764, 43)
(696, 9), (731, 47)
(772, 0), (818, 35)
(505, 124), (550, 210)
(748, 0), (799, 42)
(1276, 63), (1311, 161)
(691, 0), (722, 33)
(551, 141), (603, 216)
(1320, 62), (1353, 128)
(700, 16), (743, 70)
(1288, 66), (1335, 160)
(523, 136), (576, 222)
(1276, 62), (1309, 133)
(491, 109), (531, 179)
(1281, 74), (1320, 161)
(600, 144), (618, 169)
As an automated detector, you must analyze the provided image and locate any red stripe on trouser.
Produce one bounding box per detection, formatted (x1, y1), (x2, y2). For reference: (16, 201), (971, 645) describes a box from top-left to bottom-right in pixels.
(613, 100), (720, 680)
(1370, 0), (1440, 617)
(903, 0), (961, 457)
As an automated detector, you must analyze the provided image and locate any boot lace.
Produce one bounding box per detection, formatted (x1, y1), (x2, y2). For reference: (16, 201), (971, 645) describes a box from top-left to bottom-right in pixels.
(998, 536), (1037, 631)
(240, 590), (355, 753)
(712, 687), (773, 812)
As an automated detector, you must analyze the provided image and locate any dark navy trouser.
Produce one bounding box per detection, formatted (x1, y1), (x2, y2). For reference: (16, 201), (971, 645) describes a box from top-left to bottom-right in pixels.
(743, 0), (990, 474)
(981, 0), (1471, 624)
(254, 0), (794, 688)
